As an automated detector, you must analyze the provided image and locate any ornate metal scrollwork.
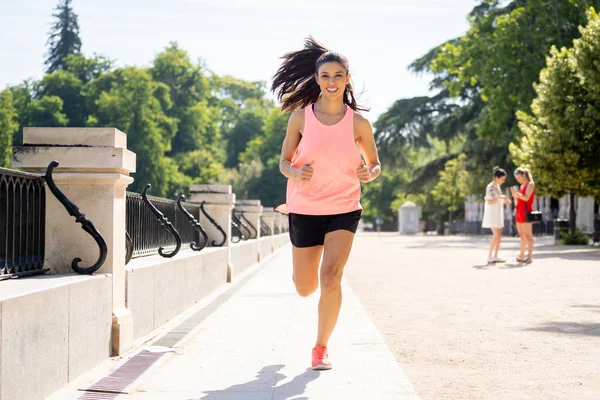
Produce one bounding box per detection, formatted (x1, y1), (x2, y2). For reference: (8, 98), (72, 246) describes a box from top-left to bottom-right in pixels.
(199, 201), (227, 247)
(44, 160), (107, 274)
(141, 184), (181, 258)
(230, 215), (243, 243)
(177, 195), (208, 251)
(239, 212), (257, 239)
(231, 212), (250, 241)
(260, 217), (272, 236)
(125, 231), (133, 265)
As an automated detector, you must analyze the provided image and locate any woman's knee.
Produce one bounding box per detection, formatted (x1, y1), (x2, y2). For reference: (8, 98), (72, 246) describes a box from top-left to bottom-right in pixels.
(295, 281), (318, 297)
(320, 266), (344, 292)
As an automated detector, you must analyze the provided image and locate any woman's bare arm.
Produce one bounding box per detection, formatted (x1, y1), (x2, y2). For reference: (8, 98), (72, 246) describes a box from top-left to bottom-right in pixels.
(514, 183), (535, 201)
(279, 110), (313, 181)
(355, 114), (381, 182)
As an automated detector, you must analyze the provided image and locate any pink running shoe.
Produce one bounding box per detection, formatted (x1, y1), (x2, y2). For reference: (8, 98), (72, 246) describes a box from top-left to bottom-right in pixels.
(312, 345), (333, 370)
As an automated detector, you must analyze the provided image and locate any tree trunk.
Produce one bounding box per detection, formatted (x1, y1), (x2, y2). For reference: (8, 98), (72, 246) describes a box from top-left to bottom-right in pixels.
(438, 212), (445, 235)
(569, 192), (577, 235)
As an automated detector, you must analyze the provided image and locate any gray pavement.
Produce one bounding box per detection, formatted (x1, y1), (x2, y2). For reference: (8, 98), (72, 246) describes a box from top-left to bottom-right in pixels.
(51, 245), (419, 400)
(345, 233), (600, 400)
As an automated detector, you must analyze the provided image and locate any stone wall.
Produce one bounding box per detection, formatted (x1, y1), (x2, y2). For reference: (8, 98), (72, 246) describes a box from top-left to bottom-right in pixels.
(0, 275), (112, 400)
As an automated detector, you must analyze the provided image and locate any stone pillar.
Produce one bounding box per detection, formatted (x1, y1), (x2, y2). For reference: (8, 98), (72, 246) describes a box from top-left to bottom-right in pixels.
(559, 195), (570, 220)
(261, 208), (276, 251)
(275, 213), (284, 235)
(234, 200), (263, 259)
(188, 184), (235, 281)
(12, 127), (136, 356)
(398, 201), (420, 235)
(576, 196), (595, 233)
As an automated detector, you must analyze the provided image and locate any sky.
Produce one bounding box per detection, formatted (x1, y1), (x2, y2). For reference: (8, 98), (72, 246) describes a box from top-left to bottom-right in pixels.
(0, 0), (476, 121)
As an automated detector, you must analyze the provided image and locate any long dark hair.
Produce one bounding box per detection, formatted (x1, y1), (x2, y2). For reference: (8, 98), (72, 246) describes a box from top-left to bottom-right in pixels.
(271, 36), (367, 113)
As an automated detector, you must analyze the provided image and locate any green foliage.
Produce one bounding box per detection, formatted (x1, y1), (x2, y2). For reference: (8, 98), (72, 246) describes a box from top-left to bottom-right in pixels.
(174, 149), (225, 184)
(431, 153), (469, 215)
(511, 8), (600, 201)
(247, 155), (287, 207)
(150, 43), (216, 156)
(0, 91), (19, 167)
(45, 0), (82, 74)
(225, 108), (266, 167)
(560, 230), (590, 245)
(7, 82), (34, 146)
(390, 192), (427, 214)
(24, 96), (68, 127)
(62, 53), (113, 83)
(36, 70), (86, 126)
(219, 159), (264, 201)
(91, 67), (179, 197)
(360, 169), (408, 223)
(431, 0), (599, 142)
(240, 107), (287, 164)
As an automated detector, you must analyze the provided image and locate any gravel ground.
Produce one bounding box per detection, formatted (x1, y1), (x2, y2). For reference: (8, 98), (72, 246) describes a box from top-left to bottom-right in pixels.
(344, 233), (600, 400)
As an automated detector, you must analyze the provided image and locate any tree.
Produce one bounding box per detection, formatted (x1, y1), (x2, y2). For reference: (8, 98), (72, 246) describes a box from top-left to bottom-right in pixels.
(360, 169), (408, 225)
(36, 70), (86, 127)
(150, 43), (218, 156)
(23, 96), (68, 127)
(224, 107), (266, 167)
(431, 153), (469, 229)
(174, 149), (225, 184)
(0, 91), (19, 167)
(240, 107), (287, 165)
(90, 67), (182, 197)
(7, 81), (34, 146)
(431, 0), (599, 143)
(45, 0), (82, 74)
(62, 54), (113, 83)
(511, 8), (600, 235)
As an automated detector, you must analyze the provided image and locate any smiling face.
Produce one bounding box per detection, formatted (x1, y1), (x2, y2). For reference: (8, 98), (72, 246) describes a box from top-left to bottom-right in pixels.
(315, 61), (351, 101)
(514, 173), (525, 185)
(495, 175), (507, 185)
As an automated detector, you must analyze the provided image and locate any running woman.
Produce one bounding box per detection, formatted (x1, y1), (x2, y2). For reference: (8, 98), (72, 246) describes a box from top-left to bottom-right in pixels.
(272, 37), (381, 370)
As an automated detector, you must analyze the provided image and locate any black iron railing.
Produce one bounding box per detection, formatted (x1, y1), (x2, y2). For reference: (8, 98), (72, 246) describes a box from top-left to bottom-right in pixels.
(239, 212), (257, 239)
(260, 217), (271, 236)
(231, 211), (248, 243)
(0, 167), (47, 280)
(126, 187), (203, 259)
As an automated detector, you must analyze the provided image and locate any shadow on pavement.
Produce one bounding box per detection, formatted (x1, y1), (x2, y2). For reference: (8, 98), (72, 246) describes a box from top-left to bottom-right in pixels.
(525, 322), (600, 337)
(196, 364), (320, 400)
(528, 250), (599, 262)
(473, 262), (525, 270)
(571, 304), (600, 314)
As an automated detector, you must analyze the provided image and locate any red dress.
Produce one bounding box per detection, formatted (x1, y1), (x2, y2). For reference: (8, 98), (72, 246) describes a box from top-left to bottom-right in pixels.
(515, 184), (535, 223)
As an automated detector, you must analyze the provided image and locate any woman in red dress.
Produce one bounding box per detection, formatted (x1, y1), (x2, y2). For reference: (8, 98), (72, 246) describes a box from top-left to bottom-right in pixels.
(510, 168), (535, 263)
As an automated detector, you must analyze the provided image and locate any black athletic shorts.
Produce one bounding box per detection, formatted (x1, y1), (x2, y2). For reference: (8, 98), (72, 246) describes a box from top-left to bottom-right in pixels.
(288, 209), (363, 248)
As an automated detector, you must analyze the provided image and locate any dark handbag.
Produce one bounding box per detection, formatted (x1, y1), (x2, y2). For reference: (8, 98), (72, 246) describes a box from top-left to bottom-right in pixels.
(526, 211), (542, 223)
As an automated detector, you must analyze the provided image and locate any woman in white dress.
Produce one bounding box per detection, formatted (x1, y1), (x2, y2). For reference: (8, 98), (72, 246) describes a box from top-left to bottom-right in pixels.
(482, 167), (512, 263)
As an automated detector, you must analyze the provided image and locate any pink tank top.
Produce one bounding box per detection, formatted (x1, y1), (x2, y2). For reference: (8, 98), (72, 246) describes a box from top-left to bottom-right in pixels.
(284, 105), (362, 215)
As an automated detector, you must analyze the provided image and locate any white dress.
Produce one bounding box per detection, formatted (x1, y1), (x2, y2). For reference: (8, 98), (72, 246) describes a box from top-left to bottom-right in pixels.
(482, 182), (504, 229)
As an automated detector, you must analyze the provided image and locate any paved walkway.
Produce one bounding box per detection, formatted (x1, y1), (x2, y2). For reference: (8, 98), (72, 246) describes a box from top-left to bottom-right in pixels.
(51, 245), (419, 400)
(345, 234), (600, 400)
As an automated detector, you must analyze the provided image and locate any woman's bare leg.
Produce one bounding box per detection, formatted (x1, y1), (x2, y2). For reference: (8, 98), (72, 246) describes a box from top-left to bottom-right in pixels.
(492, 228), (503, 258)
(292, 245), (323, 297)
(516, 223), (526, 260)
(316, 230), (355, 348)
(523, 223), (534, 260)
(488, 233), (496, 258)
